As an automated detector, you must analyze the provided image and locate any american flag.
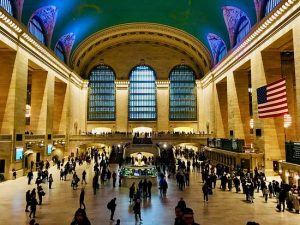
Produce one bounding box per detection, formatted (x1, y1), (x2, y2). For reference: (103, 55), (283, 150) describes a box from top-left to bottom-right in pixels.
(257, 78), (288, 118)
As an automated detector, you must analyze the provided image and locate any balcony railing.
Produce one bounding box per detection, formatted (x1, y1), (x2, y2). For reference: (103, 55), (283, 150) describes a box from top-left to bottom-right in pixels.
(207, 138), (245, 153)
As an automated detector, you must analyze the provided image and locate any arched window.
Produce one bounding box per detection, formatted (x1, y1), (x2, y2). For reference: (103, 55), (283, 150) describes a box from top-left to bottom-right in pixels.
(0, 0), (13, 16)
(88, 65), (116, 121)
(169, 65), (197, 121)
(54, 42), (66, 63)
(129, 65), (156, 120)
(28, 17), (46, 45)
(235, 17), (251, 46)
(217, 43), (227, 63)
(264, 0), (281, 16)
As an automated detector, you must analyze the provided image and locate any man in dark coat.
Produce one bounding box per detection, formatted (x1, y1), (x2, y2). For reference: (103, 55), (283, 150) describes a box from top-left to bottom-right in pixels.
(25, 190), (31, 212)
(108, 198), (117, 221)
(27, 170), (33, 185)
(80, 188), (86, 210)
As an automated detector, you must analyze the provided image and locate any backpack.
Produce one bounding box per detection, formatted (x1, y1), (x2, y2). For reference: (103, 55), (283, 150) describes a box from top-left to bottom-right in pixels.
(107, 201), (112, 210)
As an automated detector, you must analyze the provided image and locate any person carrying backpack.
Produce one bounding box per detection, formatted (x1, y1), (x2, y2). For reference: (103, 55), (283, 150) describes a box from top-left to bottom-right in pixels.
(107, 198), (117, 221)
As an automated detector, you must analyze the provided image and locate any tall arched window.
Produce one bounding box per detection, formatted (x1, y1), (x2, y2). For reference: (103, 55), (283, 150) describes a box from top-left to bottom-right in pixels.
(28, 17), (46, 45)
(88, 65), (116, 121)
(235, 17), (251, 46)
(54, 42), (66, 63)
(264, 0), (281, 16)
(169, 65), (197, 121)
(129, 65), (156, 120)
(217, 44), (227, 63)
(0, 0), (13, 16)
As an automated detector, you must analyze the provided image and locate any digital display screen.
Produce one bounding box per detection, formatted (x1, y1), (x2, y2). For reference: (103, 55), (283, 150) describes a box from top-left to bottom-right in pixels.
(47, 144), (52, 155)
(15, 147), (23, 160)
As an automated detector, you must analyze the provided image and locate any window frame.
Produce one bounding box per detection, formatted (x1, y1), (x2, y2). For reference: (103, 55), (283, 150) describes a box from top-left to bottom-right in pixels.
(54, 41), (66, 63)
(0, 0), (15, 17)
(234, 16), (251, 46)
(169, 64), (197, 121)
(128, 64), (157, 121)
(87, 65), (116, 121)
(263, 0), (281, 16)
(28, 16), (47, 45)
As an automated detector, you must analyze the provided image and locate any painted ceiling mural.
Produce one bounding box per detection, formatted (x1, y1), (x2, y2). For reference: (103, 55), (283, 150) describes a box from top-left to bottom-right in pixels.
(3, 0), (281, 65)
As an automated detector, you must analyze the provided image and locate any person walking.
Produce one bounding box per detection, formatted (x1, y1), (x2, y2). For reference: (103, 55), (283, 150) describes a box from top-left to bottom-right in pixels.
(29, 195), (38, 218)
(48, 174), (53, 189)
(129, 183), (135, 203)
(107, 198), (117, 221)
(25, 190), (31, 212)
(147, 180), (152, 198)
(80, 188), (86, 210)
(177, 197), (187, 209)
(133, 199), (142, 222)
(81, 170), (87, 184)
(115, 219), (120, 225)
(112, 171), (117, 188)
(27, 170), (33, 185)
(92, 174), (98, 195)
(202, 182), (209, 203)
(37, 185), (44, 205)
(263, 186), (269, 203)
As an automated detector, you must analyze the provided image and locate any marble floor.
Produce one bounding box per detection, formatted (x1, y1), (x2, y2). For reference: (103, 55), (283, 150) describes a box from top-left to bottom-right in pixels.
(0, 163), (299, 225)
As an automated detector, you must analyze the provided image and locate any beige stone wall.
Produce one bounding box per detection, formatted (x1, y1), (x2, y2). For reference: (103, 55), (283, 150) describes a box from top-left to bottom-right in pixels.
(53, 81), (67, 134)
(115, 82), (129, 132)
(84, 43), (201, 80)
(156, 82), (169, 132)
(202, 82), (214, 134)
(227, 70), (251, 143)
(215, 80), (228, 138)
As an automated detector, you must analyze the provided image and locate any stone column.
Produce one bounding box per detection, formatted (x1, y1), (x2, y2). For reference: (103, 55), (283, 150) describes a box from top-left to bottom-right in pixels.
(251, 50), (285, 175)
(30, 70), (48, 134)
(196, 80), (204, 132)
(293, 23), (300, 140)
(215, 79), (228, 138)
(53, 80), (68, 134)
(0, 49), (28, 176)
(156, 80), (169, 132)
(115, 81), (129, 132)
(227, 70), (251, 142)
(203, 81), (215, 135)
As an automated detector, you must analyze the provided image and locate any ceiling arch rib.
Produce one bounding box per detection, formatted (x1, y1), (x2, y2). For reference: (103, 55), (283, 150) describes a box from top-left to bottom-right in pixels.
(71, 23), (212, 79)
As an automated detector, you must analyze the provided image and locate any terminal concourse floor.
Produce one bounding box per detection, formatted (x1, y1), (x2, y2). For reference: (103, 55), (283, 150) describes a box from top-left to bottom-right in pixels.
(0, 163), (299, 225)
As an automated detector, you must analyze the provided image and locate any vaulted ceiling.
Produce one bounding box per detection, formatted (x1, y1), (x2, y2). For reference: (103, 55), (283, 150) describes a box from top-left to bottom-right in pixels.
(14, 0), (266, 76)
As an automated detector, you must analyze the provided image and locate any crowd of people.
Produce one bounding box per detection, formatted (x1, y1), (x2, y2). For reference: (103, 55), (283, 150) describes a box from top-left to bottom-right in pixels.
(4, 144), (295, 225)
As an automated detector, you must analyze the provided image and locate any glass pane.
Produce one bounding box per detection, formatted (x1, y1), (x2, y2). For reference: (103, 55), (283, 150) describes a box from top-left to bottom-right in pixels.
(0, 0), (13, 16)
(88, 65), (116, 121)
(129, 65), (156, 120)
(265, 0), (281, 16)
(169, 65), (197, 121)
(29, 18), (46, 45)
